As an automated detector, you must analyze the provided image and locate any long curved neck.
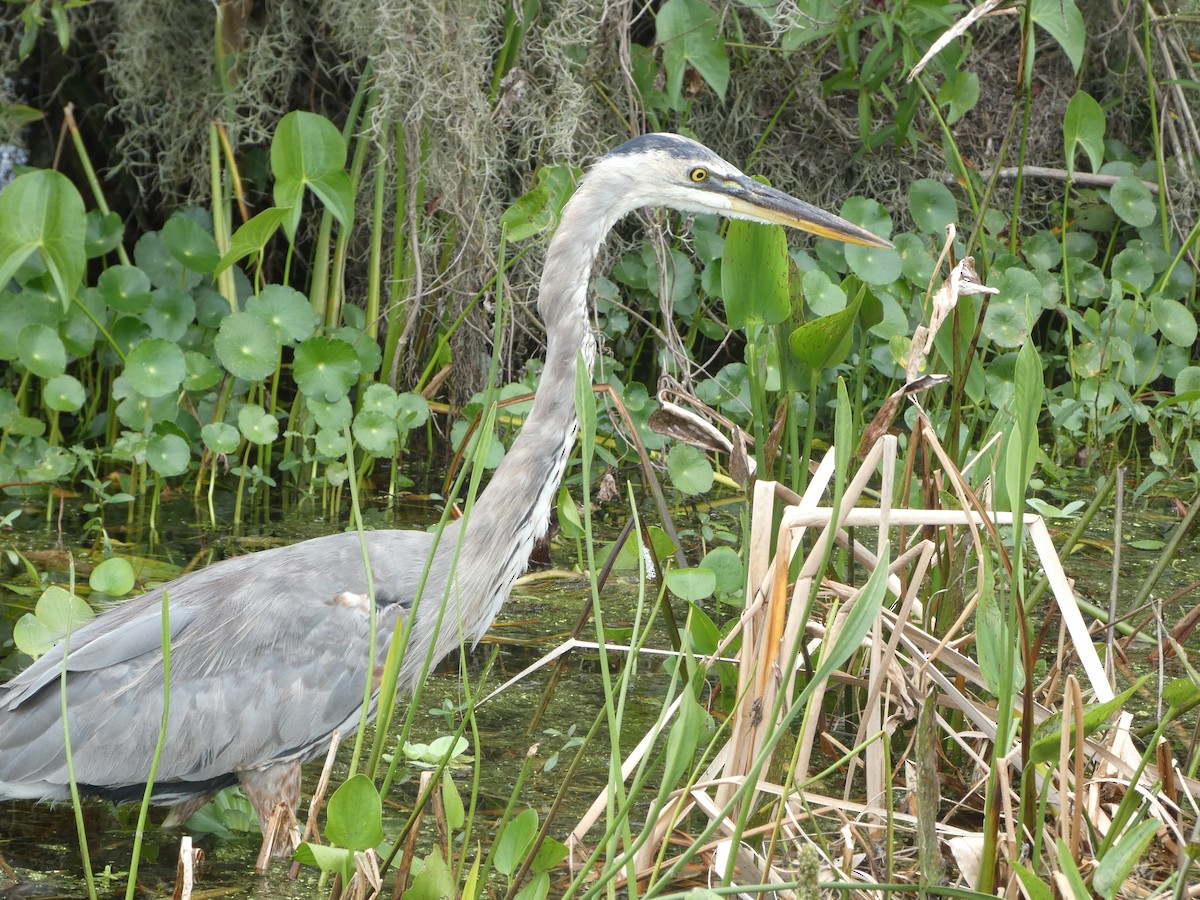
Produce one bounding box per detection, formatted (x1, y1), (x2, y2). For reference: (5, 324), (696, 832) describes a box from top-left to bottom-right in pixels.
(426, 161), (640, 643)
(477, 162), (640, 508)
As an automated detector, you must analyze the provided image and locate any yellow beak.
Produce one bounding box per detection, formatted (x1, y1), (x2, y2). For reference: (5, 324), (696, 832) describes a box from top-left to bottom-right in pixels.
(726, 176), (893, 249)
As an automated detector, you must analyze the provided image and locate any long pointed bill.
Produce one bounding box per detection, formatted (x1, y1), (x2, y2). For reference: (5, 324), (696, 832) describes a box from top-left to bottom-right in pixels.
(727, 176), (893, 249)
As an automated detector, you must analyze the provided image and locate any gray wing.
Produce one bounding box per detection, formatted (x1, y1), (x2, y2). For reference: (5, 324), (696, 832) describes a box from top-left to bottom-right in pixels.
(0, 528), (440, 798)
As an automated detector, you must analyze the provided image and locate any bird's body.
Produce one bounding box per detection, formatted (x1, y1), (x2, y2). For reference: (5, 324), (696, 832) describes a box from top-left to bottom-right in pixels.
(0, 134), (889, 853)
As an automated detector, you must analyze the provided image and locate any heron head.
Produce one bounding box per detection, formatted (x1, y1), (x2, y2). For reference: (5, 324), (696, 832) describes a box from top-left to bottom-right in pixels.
(596, 133), (892, 249)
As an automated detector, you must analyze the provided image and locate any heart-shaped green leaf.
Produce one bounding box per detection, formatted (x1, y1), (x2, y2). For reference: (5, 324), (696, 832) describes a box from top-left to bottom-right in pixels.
(0, 170), (86, 311)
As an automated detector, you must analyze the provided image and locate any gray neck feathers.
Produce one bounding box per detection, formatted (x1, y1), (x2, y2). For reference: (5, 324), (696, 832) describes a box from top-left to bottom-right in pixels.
(416, 157), (640, 657)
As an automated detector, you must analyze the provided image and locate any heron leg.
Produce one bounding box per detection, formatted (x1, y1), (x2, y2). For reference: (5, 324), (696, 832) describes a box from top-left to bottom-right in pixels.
(238, 762), (301, 863)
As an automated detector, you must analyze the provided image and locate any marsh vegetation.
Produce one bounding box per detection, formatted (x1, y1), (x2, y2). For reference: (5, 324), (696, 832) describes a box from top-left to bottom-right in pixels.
(2, 0), (1199, 897)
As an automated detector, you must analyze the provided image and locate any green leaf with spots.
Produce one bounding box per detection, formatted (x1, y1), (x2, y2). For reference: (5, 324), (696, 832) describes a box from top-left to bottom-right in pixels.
(667, 443), (714, 495)
(1111, 248), (1154, 293)
(98, 264), (153, 313)
(43, 373), (85, 412)
(997, 266), (1049, 311)
(201, 421), (240, 454)
(396, 392), (431, 432)
(184, 351), (222, 392)
(214, 311), (280, 382)
(246, 284), (316, 344)
(124, 338), (186, 398)
(894, 233), (935, 286)
(134, 231), (201, 291)
(238, 405), (279, 444)
(789, 286), (864, 370)
(18, 323), (66, 378)
(293, 336), (361, 401)
(841, 198), (899, 284)
(332, 325), (382, 378)
(147, 432), (190, 477)
(981, 301), (1029, 348)
(1109, 176), (1156, 227)
(143, 288), (196, 342)
(85, 210), (123, 259)
(360, 383), (400, 416)
(314, 427), (346, 458)
(722, 213), (791, 329)
(162, 215), (220, 273)
(1152, 296), (1197, 347)
(352, 409), (398, 457)
(307, 395), (353, 431)
(1022, 230), (1061, 270)
(908, 179), (958, 234)
(800, 269), (846, 317)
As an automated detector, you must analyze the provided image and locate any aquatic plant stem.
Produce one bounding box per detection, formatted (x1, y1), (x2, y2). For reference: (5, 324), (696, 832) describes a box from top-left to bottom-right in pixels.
(1130, 485), (1200, 614)
(343, 429), (376, 777)
(364, 116), (388, 345)
(744, 326), (769, 474)
(209, 124), (237, 314)
(70, 295), (125, 364)
(60, 562), (98, 900)
(1022, 469), (1115, 614)
(326, 86), (378, 331)
(1142, 4), (1171, 253)
(62, 105), (131, 268)
(125, 587), (171, 900)
(384, 123), (420, 388)
(574, 354), (637, 900)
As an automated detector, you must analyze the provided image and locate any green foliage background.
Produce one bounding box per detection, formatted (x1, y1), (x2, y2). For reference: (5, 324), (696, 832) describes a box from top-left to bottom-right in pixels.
(1, 0), (1199, 513)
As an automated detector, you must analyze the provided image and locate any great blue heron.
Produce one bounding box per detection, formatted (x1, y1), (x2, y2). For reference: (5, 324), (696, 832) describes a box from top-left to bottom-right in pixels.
(0, 133), (889, 856)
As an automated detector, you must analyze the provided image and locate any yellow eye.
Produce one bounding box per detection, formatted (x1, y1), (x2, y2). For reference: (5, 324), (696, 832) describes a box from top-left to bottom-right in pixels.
(689, 167), (708, 183)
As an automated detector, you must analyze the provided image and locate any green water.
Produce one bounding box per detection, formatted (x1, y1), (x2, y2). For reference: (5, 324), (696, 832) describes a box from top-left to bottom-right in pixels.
(1, 482), (1197, 896)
